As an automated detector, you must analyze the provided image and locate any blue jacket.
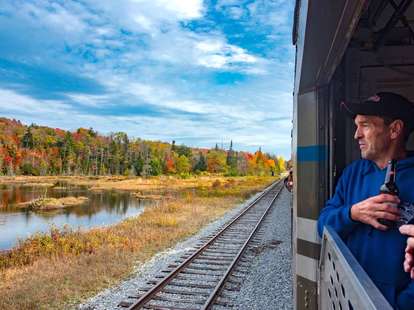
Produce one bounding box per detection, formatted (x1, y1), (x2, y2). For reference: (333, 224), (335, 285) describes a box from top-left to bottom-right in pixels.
(318, 156), (414, 310)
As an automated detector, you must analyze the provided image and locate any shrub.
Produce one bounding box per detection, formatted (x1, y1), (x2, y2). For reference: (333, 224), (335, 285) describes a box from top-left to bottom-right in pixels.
(212, 179), (221, 188)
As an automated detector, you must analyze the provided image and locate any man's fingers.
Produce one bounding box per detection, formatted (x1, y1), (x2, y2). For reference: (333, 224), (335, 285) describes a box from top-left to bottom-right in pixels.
(404, 261), (412, 272)
(376, 211), (400, 222)
(372, 219), (388, 231)
(400, 225), (414, 236)
(405, 252), (414, 264)
(376, 204), (400, 215)
(407, 237), (414, 249)
(373, 194), (400, 204)
(399, 225), (414, 277)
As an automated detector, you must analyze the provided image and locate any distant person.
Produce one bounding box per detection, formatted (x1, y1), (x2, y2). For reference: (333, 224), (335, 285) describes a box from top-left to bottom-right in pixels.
(284, 170), (293, 192)
(317, 92), (414, 309)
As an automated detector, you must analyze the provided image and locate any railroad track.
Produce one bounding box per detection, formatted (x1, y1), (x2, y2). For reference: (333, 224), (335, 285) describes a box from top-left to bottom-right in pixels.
(119, 179), (284, 310)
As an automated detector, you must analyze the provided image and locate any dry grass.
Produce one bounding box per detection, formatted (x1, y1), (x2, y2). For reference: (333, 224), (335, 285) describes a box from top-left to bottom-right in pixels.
(0, 175), (276, 309)
(16, 196), (89, 210)
(0, 174), (266, 192)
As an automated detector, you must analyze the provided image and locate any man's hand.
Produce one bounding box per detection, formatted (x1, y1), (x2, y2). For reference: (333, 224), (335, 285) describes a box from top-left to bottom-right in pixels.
(399, 225), (414, 279)
(350, 194), (400, 230)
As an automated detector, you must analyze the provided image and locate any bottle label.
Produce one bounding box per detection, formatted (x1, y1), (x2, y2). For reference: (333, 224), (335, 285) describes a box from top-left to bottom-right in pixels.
(397, 201), (414, 227)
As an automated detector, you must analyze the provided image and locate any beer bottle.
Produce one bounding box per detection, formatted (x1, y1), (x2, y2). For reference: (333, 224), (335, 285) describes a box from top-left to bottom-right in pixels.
(379, 159), (399, 226)
(380, 159), (399, 195)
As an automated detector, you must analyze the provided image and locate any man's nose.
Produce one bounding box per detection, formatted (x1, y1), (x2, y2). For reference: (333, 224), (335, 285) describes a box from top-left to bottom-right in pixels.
(354, 127), (362, 140)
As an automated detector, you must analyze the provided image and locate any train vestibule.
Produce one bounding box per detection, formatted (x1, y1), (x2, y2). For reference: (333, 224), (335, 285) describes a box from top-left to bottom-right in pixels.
(293, 0), (414, 309)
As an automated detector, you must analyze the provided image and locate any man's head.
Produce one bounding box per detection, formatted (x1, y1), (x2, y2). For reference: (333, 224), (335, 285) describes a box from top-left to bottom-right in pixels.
(342, 92), (414, 164)
(353, 114), (403, 161)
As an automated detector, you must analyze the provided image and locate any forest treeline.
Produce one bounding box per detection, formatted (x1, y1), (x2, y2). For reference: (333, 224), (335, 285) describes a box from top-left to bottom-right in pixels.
(0, 118), (286, 177)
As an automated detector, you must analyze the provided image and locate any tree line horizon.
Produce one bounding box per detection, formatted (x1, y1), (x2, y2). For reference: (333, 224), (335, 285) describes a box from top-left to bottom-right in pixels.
(0, 117), (287, 177)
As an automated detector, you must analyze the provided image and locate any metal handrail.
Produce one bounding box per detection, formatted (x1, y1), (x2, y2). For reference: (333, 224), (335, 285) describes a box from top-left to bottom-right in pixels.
(319, 226), (393, 310)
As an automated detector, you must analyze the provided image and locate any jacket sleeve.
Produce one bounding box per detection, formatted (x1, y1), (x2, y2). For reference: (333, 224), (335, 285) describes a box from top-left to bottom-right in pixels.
(397, 281), (414, 310)
(317, 169), (359, 239)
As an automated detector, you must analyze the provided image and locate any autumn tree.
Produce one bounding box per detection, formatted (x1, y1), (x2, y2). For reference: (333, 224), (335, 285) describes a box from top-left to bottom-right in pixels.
(206, 150), (227, 173)
(175, 154), (191, 174)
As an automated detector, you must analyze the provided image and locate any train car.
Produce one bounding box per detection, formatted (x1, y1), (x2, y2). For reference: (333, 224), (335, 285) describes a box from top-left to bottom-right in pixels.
(292, 1), (414, 309)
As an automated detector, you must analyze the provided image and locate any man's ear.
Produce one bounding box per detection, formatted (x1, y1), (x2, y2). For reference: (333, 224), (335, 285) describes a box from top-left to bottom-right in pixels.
(390, 120), (404, 140)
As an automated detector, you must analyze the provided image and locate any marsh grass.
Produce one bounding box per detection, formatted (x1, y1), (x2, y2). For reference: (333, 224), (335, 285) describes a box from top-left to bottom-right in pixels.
(0, 175), (276, 309)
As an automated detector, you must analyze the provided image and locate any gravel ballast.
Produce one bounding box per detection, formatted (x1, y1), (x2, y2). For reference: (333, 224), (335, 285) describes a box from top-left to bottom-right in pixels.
(231, 187), (293, 309)
(78, 186), (293, 310)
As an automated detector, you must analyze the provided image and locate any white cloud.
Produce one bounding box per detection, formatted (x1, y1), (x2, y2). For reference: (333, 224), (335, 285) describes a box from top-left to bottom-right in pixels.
(214, 1), (245, 20)
(82, 0), (203, 36)
(67, 94), (110, 107)
(0, 89), (73, 115)
(123, 81), (211, 114)
(228, 7), (244, 19)
(215, 0), (240, 10)
(157, 0), (204, 19)
(132, 15), (154, 32)
(195, 39), (259, 70)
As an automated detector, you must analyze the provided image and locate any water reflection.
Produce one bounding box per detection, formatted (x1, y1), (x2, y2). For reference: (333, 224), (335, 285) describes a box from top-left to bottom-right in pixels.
(0, 183), (152, 250)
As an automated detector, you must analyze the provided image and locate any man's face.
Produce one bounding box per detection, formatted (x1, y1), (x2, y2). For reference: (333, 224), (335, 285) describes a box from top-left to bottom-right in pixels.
(354, 115), (391, 161)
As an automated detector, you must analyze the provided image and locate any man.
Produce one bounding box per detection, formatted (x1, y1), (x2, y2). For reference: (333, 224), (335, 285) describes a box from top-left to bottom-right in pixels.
(284, 170), (293, 192)
(317, 92), (414, 309)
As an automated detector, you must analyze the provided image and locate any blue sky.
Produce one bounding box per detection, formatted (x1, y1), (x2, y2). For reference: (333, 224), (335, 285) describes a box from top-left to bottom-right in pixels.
(0, 0), (294, 158)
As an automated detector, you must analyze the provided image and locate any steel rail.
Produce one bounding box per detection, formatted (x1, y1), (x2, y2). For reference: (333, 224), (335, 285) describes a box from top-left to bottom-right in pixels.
(127, 179), (283, 310)
(202, 182), (283, 309)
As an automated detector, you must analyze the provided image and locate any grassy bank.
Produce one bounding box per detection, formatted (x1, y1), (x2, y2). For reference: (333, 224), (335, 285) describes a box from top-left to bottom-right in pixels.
(17, 196), (89, 210)
(0, 175), (276, 309)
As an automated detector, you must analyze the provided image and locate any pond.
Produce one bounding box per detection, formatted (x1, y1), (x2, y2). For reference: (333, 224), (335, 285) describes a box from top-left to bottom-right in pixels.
(0, 182), (153, 250)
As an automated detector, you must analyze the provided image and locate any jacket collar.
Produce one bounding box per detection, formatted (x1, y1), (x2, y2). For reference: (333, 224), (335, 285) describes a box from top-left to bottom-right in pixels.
(361, 155), (414, 175)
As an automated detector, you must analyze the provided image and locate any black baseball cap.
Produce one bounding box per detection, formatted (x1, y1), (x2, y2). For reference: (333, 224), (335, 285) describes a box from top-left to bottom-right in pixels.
(341, 92), (414, 131)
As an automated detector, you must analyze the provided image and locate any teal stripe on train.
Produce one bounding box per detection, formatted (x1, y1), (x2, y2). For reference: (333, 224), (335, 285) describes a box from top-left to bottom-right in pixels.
(297, 145), (327, 162)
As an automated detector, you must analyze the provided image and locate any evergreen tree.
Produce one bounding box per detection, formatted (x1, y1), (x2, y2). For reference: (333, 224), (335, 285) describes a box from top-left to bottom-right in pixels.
(226, 140), (238, 176)
(22, 126), (34, 149)
(150, 158), (162, 176)
(132, 154), (144, 176)
(141, 154), (152, 177)
(194, 152), (207, 172)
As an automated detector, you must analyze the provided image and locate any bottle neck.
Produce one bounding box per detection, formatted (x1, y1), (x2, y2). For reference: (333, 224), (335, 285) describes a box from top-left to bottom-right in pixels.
(381, 159), (399, 195)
